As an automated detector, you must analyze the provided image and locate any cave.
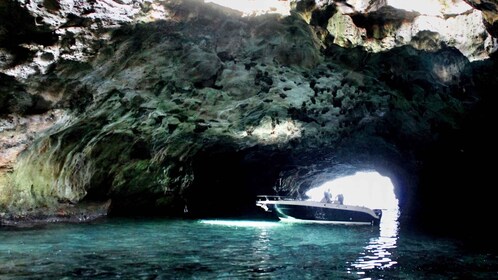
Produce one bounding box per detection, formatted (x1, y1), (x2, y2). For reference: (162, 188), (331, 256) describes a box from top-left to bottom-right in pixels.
(0, 0), (495, 233)
(1, 0), (498, 277)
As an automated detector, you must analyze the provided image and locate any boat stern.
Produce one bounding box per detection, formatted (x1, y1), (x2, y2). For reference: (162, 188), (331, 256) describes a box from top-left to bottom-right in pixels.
(256, 195), (280, 213)
(373, 209), (383, 225)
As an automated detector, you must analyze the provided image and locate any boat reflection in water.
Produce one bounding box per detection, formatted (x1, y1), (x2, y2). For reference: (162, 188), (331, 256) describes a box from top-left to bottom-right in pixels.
(201, 204), (399, 277)
(2, 204), (495, 279)
(350, 207), (400, 275)
(252, 184), (400, 276)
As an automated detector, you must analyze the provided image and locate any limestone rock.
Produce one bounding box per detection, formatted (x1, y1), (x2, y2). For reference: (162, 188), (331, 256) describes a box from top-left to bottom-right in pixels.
(0, 0), (495, 228)
(317, 0), (496, 61)
(465, 0), (498, 36)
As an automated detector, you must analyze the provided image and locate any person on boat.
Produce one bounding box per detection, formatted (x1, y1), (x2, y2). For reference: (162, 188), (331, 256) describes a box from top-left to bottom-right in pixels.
(321, 189), (332, 203)
(336, 194), (344, 205)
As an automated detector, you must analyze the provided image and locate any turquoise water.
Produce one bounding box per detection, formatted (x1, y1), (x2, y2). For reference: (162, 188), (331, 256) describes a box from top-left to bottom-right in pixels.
(1, 212), (496, 279)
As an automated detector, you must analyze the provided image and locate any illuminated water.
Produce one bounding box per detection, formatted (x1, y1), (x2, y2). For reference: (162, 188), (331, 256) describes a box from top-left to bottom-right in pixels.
(1, 212), (496, 279)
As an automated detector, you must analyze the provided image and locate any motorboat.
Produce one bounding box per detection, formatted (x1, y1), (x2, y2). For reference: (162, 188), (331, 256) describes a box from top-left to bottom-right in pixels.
(256, 195), (382, 225)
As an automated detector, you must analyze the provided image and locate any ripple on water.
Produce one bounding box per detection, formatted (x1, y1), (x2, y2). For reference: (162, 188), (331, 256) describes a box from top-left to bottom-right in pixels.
(0, 218), (497, 279)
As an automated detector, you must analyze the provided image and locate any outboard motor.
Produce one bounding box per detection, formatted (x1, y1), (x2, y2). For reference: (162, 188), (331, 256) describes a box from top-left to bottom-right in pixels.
(373, 209), (383, 225)
(373, 209), (383, 218)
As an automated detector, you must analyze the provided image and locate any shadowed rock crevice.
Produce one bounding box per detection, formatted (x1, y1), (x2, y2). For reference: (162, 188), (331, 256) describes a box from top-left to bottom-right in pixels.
(350, 6), (420, 39)
(0, 0), (58, 68)
(414, 52), (498, 234)
(0, 73), (52, 115)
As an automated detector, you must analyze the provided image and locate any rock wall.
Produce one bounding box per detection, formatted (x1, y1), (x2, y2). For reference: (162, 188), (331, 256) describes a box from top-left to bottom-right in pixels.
(297, 0), (497, 61)
(0, 0), (496, 234)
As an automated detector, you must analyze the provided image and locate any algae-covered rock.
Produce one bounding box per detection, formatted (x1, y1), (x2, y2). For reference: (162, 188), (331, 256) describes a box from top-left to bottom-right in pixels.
(0, 0), (495, 227)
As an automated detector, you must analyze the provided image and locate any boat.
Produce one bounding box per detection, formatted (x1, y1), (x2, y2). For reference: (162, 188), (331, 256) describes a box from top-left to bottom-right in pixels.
(256, 195), (382, 225)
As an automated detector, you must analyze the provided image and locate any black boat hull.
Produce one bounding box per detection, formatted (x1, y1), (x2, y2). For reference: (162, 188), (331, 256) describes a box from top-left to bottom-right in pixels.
(256, 196), (382, 225)
(272, 204), (381, 225)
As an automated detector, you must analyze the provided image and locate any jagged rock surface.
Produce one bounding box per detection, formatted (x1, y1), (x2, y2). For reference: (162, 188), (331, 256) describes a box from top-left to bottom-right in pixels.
(465, 0), (498, 36)
(0, 0), (496, 236)
(298, 0), (497, 61)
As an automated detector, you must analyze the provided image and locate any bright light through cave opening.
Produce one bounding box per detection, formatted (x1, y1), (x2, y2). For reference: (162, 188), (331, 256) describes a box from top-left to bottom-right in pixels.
(306, 171), (399, 236)
(306, 171), (398, 211)
(204, 0), (290, 16)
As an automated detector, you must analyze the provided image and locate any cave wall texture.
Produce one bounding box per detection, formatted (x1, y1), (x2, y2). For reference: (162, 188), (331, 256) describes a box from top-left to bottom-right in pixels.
(0, 0), (497, 236)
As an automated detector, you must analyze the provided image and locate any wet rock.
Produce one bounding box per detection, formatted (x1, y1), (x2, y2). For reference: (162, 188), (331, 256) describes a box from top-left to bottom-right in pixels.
(0, 0), (495, 234)
(0, 200), (111, 227)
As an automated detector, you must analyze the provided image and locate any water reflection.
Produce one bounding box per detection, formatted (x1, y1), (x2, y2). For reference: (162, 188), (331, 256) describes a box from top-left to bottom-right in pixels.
(200, 216), (400, 277)
(199, 220), (281, 228)
(249, 228), (276, 276)
(1, 215), (495, 279)
(351, 208), (400, 274)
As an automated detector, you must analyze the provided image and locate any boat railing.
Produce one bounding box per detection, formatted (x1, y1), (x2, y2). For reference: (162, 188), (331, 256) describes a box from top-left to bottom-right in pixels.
(256, 195), (295, 201)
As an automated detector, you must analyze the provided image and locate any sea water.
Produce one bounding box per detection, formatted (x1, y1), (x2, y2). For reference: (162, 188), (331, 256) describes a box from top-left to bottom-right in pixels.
(0, 211), (496, 279)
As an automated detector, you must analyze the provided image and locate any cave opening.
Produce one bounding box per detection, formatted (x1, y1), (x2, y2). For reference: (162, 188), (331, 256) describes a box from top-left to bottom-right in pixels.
(305, 171), (400, 234)
(184, 142), (408, 227)
(305, 171), (398, 212)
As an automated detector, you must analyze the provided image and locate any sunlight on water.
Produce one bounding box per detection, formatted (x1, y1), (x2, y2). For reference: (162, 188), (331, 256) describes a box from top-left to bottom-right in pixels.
(352, 208), (400, 273)
(305, 172), (402, 274)
(199, 220), (282, 228)
(0, 217), (495, 279)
